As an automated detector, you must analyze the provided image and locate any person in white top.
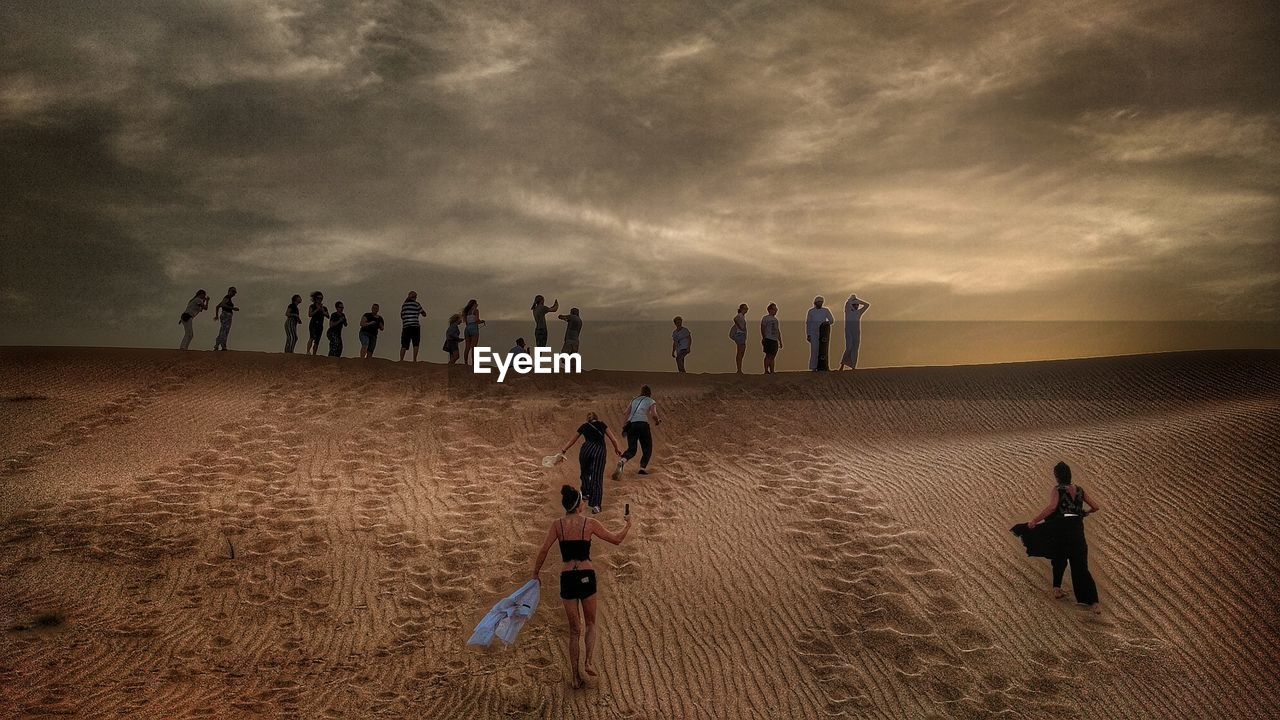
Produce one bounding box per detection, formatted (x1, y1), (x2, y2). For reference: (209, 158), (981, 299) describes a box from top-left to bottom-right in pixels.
(805, 296), (835, 371)
(838, 294), (871, 370)
(614, 385), (661, 478)
(760, 302), (782, 374)
(671, 317), (692, 373)
(729, 304), (748, 374)
(179, 289), (208, 350)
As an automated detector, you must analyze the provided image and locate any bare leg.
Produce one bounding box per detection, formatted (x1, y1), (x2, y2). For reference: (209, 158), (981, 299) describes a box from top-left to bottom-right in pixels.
(735, 345), (745, 373)
(582, 595), (599, 677)
(562, 600), (584, 688)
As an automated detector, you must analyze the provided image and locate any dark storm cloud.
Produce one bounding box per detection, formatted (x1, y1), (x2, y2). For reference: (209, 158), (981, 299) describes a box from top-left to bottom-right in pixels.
(1, 0), (1277, 351)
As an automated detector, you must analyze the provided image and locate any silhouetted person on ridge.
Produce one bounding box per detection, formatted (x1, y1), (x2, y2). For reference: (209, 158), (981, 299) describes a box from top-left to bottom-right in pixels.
(214, 287), (239, 351)
(838, 294), (870, 370)
(179, 289), (208, 350)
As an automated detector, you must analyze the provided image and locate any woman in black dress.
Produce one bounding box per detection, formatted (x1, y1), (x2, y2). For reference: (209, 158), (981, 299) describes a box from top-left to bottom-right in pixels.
(1027, 461), (1102, 613)
(532, 486), (632, 688)
(556, 412), (622, 513)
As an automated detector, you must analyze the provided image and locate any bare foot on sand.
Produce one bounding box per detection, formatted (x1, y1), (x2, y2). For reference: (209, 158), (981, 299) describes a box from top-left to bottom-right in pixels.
(585, 661), (597, 677)
(1090, 603), (1102, 614)
(1053, 588), (1067, 599)
(571, 672), (586, 689)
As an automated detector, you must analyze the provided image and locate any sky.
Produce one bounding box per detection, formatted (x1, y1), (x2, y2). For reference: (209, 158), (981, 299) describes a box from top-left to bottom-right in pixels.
(1, 0), (1278, 349)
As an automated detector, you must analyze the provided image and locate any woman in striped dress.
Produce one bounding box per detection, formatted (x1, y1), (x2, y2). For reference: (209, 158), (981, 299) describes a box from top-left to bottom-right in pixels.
(556, 413), (622, 513)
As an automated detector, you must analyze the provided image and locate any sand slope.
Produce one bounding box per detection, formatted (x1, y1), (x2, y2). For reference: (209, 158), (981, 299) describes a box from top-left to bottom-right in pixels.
(0, 348), (1277, 719)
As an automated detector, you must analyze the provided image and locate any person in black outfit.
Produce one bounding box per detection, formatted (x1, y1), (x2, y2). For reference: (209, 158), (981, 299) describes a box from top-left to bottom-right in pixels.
(1026, 461), (1102, 613)
(359, 304), (384, 359)
(531, 486), (632, 689)
(556, 412), (623, 513)
(327, 301), (348, 357)
(306, 291), (328, 356)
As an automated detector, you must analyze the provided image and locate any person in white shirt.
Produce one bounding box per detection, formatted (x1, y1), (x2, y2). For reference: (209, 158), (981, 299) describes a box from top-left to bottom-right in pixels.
(615, 385), (661, 477)
(760, 303), (782, 374)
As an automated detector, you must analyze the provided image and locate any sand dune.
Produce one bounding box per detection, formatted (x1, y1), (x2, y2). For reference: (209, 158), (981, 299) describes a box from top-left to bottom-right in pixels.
(1, 347), (1277, 719)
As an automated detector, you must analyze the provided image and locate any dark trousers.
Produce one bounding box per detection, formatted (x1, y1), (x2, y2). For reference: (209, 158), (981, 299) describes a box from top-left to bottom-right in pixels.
(622, 421), (653, 468)
(1051, 519), (1099, 605)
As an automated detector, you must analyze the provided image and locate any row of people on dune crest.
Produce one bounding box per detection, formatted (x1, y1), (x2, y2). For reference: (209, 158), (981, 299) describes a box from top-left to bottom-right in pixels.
(510, 387), (1101, 690)
(672, 294), (870, 374)
(179, 289), (582, 362)
(179, 289), (871, 372)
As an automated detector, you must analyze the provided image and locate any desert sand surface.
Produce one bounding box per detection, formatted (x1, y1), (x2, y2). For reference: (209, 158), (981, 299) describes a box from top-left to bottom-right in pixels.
(0, 347), (1277, 719)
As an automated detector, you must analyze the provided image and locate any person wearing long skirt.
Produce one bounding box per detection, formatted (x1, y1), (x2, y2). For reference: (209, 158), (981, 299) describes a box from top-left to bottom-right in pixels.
(805, 296), (834, 370)
(556, 412), (622, 513)
(839, 294), (871, 370)
(1026, 461), (1102, 613)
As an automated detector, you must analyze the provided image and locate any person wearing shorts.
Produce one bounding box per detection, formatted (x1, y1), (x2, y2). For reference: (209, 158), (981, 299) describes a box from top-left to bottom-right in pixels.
(531, 485), (633, 689)
(359, 304), (384, 358)
(399, 291), (426, 362)
(761, 302), (782, 374)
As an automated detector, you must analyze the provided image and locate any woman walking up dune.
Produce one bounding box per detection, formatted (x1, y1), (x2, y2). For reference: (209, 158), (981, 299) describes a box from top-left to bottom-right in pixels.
(532, 486), (633, 688)
(1026, 461), (1102, 613)
(615, 385), (661, 478)
(555, 412), (622, 513)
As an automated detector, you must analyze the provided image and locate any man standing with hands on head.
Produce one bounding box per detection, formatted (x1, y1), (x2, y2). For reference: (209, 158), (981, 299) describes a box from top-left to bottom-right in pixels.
(399, 291), (426, 362)
(761, 303), (782, 374)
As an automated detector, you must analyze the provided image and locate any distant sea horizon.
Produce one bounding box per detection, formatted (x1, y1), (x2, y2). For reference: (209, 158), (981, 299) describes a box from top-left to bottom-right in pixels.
(5, 321), (1278, 374)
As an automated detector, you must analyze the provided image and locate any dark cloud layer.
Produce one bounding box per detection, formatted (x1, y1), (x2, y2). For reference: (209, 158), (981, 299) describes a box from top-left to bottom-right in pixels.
(1, 0), (1277, 351)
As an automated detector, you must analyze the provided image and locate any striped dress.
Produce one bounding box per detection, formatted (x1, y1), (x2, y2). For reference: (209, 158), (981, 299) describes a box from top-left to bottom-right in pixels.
(577, 421), (609, 510)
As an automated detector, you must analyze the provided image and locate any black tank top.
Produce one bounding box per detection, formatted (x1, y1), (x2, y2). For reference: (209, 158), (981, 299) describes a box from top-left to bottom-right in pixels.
(558, 517), (591, 562)
(1056, 485), (1085, 516)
